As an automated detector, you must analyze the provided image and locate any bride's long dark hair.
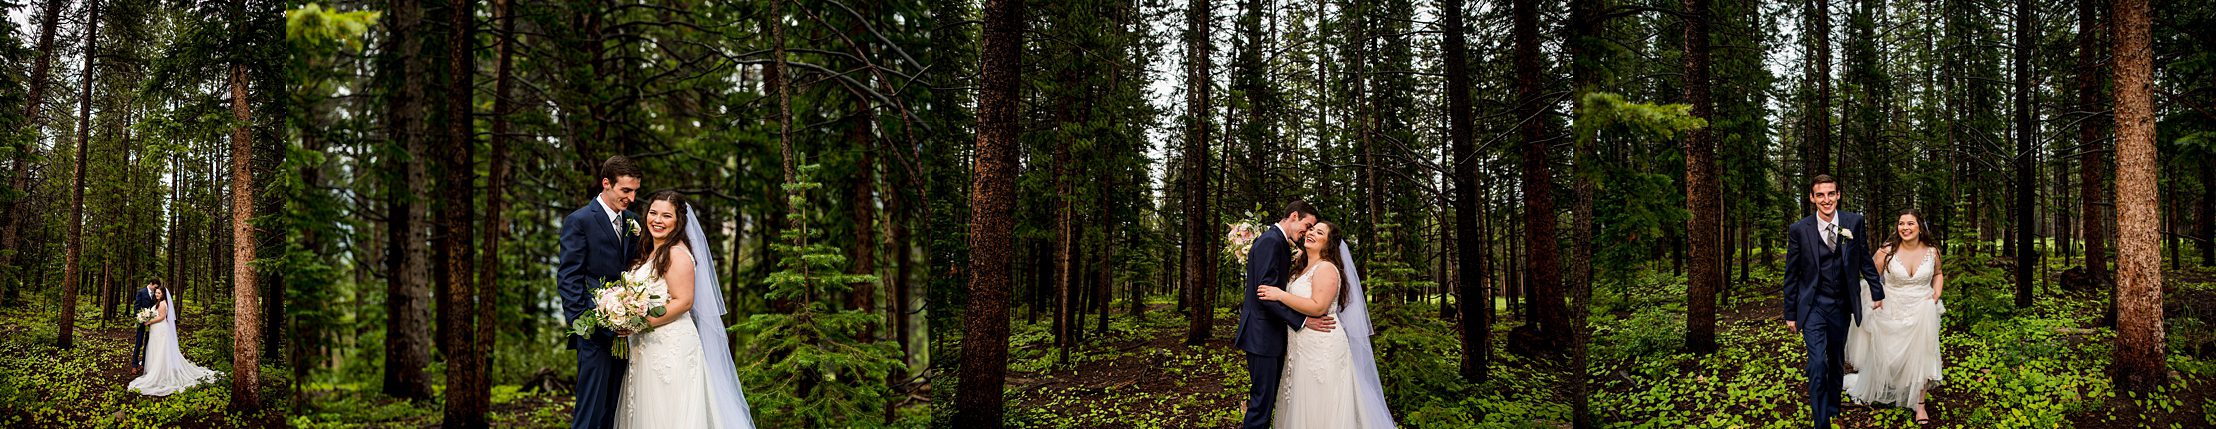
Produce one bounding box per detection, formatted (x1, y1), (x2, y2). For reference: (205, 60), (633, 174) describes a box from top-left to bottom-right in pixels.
(631, 190), (691, 277)
(1878, 209), (1938, 273)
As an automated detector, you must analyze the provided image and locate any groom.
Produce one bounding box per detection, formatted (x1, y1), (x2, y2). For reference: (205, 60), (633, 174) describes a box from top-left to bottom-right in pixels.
(1782, 174), (1886, 429)
(130, 280), (160, 373)
(1237, 200), (1337, 429)
(559, 155), (644, 429)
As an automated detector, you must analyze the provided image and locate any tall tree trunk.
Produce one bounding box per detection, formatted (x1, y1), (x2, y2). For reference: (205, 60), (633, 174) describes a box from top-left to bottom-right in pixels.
(55, 0), (100, 350)
(440, 0), (485, 423)
(1053, 91), (1074, 361)
(850, 98), (879, 342)
(1682, 0), (1722, 354)
(1566, 0), (1605, 425)
(1808, 0), (1833, 185)
(1442, 0), (1487, 384)
(469, 0), (515, 423)
(0, 0), (71, 293)
(1512, 0), (1569, 350)
(2075, 0), (2106, 280)
(1182, 0), (1216, 346)
(952, 0), (1022, 425)
(379, 0), (434, 400)
(2013, 0), (2038, 308)
(227, 62), (263, 411)
(2108, 0), (2164, 392)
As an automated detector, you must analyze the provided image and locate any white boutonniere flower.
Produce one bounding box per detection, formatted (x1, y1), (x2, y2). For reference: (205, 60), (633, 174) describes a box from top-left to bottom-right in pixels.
(626, 218), (641, 236)
(1838, 227), (1854, 240)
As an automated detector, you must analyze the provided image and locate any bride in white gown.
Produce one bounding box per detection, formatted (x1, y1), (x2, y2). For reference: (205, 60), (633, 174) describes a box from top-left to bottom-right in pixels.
(614, 191), (756, 428)
(128, 286), (222, 396)
(1256, 221), (1397, 429)
(1844, 210), (1947, 424)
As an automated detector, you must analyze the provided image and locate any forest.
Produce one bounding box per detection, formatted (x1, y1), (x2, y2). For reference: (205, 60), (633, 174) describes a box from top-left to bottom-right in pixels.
(0, 0), (2210, 427)
(934, 0), (2216, 427)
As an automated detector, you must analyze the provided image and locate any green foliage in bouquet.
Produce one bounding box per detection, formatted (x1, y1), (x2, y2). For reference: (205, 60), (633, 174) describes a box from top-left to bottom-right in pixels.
(741, 164), (904, 427)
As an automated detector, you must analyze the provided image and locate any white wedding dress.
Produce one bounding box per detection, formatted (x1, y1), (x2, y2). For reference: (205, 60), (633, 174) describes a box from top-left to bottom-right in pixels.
(615, 254), (712, 428)
(128, 298), (222, 396)
(1275, 264), (1396, 429)
(1843, 249), (1945, 407)
(612, 207), (757, 428)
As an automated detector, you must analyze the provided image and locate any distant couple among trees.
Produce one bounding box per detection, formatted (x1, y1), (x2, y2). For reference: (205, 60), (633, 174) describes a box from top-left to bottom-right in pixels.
(1784, 174), (1948, 427)
(558, 155), (755, 428)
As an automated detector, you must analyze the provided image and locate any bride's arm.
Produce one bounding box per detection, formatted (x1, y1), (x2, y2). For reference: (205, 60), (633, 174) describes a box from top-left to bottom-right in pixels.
(1259, 264), (1340, 317)
(1931, 253), (1945, 300)
(646, 245), (697, 329)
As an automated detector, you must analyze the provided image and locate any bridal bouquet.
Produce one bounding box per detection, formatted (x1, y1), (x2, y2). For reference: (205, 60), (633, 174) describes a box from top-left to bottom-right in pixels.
(1225, 221), (1266, 264)
(569, 278), (666, 359)
(134, 307), (157, 324)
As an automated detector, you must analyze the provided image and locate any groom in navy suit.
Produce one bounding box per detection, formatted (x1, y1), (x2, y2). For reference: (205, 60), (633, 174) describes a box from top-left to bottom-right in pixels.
(559, 155), (643, 429)
(1782, 174), (1886, 429)
(1237, 200), (1337, 429)
(130, 281), (160, 372)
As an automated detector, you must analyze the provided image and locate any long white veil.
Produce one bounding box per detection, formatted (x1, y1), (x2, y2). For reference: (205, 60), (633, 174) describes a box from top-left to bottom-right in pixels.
(684, 204), (757, 428)
(1338, 241), (1398, 428)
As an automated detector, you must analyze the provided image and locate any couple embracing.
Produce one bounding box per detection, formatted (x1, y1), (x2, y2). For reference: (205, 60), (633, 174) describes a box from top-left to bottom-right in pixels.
(1784, 174), (1948, 428)
(1236, 201), (1396, 429)
(559, 155), (756, 428)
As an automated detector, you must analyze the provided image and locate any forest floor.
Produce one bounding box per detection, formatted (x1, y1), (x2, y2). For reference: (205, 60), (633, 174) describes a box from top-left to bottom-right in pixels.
(990, 255), (2216, 428)
(0, 300), (289, 428)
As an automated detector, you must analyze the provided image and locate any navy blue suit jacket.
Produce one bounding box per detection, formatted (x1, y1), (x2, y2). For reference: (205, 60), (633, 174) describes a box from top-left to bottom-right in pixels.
(1782, 212), (1887, 326)
(559, 199), (639, 348)
(1235, 225), (1309, 357)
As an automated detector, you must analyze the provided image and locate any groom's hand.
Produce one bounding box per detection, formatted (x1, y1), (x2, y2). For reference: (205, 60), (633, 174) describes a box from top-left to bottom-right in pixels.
(1305, 316), (1337, 333)
(1871, 300), (1884, 311)
(1785, 320), (1798, 333)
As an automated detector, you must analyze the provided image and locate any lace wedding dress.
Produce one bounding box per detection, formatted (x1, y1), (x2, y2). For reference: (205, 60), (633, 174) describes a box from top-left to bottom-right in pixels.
(1843, 249), (1945, 407)
(128, 298), (222, 396)
(615, 252), (710, 428)
(1274, 266), (1360, 429)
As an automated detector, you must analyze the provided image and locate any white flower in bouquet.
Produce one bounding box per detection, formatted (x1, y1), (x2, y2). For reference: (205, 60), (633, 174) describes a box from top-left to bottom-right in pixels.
(569, 278), (667, 359)
(134, 307), (157, 324)
(1224, 221), (1265, 264)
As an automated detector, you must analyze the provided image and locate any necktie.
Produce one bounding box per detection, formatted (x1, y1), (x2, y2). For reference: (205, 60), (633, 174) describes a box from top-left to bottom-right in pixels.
(1824, 224), (1837, 250)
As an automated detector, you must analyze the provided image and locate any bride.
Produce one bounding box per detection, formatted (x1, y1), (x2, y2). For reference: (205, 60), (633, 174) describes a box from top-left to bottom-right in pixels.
(128, 283), (222, 396)
(1256, 221), (1397, 429)
(1843, 209), (1947, 424)
(614, 191), (757, 428)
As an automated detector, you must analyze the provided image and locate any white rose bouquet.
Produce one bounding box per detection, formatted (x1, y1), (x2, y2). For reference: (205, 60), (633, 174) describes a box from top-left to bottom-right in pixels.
(1224, 221), (1266, 264)
(568, 278), (666, 359)
(135, 307), (158, 324)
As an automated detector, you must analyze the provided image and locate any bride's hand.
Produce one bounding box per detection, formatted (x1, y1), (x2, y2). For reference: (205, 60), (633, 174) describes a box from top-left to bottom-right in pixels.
(1257, 285), (1289, 302)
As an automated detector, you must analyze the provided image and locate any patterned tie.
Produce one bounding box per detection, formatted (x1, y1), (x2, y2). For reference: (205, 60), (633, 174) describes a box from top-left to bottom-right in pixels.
(1824, 224), (1837, 250)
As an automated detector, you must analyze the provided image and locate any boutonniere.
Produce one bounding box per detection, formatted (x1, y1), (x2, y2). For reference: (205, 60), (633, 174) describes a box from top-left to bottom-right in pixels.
(626, 218), (641, 237)
(1838, 227), (1854, 240)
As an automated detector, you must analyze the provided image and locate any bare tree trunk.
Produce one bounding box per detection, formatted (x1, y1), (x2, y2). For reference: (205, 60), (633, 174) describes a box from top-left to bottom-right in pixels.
(2077, 0), (2108, 279)
(2013, 0), (2038, 309)
(1512, 0), (1569, 351)
(1181, 0), (1216, 346)
(55, 0), (100, 350)
(2109, 0), (2165, 392)
(440, 0), (485, 423)
(952, 0), (1023, 425)
(850, 98), (879, 342)
(1442, 0), (1487, 384)
(227, 61), (263, 411)
(1807, 0), (1833, 184)
(379, 0), (434, 400)
(1682, 0), (1721, 354)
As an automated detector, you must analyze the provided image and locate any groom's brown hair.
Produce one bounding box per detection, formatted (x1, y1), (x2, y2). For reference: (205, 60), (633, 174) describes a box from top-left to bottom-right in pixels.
(599, 155), (643, 184)
(1281, 200), (1320, 222)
